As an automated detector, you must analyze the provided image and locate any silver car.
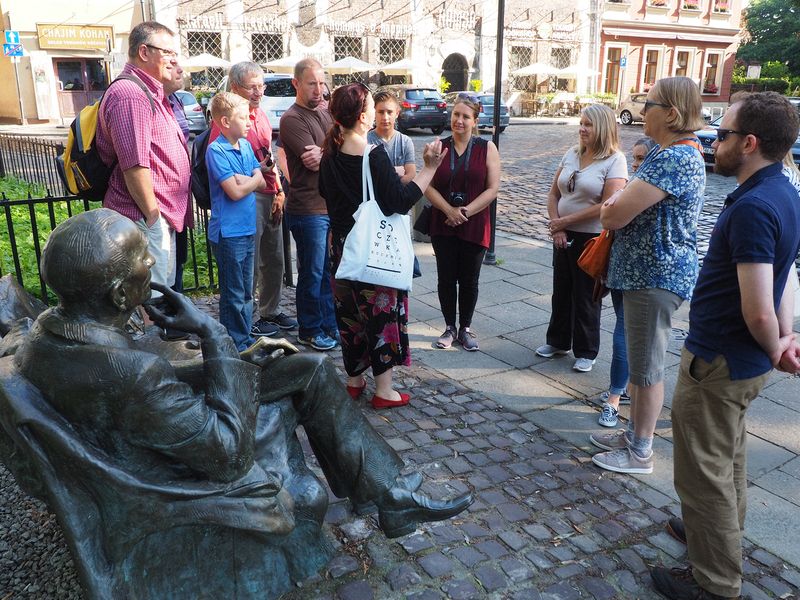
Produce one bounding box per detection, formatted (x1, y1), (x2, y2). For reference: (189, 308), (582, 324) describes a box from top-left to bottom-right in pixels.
(174, 90), (208, 134)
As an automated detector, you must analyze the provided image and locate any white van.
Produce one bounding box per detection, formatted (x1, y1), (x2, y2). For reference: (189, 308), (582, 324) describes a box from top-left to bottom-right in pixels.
(215, 73), (296, 133)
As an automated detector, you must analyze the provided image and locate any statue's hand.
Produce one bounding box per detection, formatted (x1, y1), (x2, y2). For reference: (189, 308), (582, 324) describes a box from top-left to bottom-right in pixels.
(144, 283), (216, 335)
(239, 336), (299, 367)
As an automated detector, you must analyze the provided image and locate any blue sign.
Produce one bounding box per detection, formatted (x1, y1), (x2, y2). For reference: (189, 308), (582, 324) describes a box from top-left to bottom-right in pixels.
(3, 43), (23, 57)
(4, 30), (19, 45)
(620, 57), (627, 68)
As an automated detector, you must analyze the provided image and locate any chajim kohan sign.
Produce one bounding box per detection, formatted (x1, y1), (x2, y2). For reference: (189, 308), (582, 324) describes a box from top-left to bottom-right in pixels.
(36, 23), (113, 51)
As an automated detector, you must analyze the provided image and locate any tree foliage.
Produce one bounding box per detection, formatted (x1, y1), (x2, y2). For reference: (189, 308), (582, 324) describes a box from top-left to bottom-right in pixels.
(737, 0), (800, 76)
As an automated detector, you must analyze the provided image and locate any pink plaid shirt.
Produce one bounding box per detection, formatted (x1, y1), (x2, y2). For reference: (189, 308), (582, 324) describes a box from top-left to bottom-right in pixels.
(96, 64), (190, 232)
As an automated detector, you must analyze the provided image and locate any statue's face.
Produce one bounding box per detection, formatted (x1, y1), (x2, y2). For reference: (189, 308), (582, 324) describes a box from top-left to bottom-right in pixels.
(119, 227), (155, 308)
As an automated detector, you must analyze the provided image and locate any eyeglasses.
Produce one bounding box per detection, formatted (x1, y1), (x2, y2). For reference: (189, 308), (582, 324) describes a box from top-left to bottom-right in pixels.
(144, 44), (177, 58)
(642, 100), (670, 113)
(238, 84), (265, 93)
(567, 170), (578, 193)
(715, 129), (750, 142)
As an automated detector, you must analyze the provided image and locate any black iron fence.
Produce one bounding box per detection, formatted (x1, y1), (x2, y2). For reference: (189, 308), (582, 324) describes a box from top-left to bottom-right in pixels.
(0, 193), (218, 303)
(0, 134), (68, 196)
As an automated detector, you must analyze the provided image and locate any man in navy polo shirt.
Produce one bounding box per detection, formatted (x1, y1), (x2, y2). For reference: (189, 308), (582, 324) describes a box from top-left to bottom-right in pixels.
(650, 92), (800, 599)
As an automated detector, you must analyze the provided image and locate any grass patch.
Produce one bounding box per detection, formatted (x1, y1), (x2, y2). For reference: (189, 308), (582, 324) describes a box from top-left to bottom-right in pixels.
(0, 177), (217, 300)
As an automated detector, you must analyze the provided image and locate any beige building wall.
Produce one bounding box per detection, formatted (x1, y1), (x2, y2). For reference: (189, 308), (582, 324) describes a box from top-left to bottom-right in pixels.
(0, 0), (142, 123)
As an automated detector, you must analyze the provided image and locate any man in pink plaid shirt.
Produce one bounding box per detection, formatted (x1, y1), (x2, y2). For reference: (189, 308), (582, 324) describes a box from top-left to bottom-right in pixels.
(96, 21), (190, 297)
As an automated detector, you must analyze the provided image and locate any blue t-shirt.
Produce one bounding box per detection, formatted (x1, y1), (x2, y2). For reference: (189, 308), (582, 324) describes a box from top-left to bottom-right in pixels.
(686, 162), (800, 379)
(607, 142), (706, 300)
(206, 136), (260, 244)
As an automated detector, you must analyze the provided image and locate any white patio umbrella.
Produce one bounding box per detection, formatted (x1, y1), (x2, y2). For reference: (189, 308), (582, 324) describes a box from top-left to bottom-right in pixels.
(556, 65), (601, 79)
(511, 63), (560, 77)
(261, 55), (305, 73)
(379, 58), (415, 75)
(325, 56), (379, 74)
(181, 53), (231, 73)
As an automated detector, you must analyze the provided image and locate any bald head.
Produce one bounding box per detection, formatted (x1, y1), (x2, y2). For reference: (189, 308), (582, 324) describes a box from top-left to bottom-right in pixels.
(42, 209), (144, 307)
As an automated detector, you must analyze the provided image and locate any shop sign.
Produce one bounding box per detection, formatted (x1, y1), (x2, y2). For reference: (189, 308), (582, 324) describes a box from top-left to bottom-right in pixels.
(36, 23), (113, 50)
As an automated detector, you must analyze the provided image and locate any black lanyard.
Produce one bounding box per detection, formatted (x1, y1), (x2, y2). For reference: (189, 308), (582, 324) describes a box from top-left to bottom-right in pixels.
(449, 136), (474, 192)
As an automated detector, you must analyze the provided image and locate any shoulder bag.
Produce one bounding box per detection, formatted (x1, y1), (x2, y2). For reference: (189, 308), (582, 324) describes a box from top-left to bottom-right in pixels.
(335, 147), (414, 291)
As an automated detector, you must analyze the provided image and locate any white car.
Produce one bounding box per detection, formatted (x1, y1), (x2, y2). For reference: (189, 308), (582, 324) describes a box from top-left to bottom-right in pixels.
(214, 73), (296, 133)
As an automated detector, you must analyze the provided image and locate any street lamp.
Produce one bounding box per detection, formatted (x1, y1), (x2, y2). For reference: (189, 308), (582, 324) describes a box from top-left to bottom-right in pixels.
(484, 0), (505, 265)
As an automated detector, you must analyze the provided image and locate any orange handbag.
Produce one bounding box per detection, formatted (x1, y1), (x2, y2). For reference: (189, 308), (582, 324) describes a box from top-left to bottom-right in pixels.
(577, 229), (614, 280)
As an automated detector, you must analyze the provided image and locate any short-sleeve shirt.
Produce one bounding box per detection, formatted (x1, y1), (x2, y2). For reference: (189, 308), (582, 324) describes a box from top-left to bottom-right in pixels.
(686, 163), (800, 379)
(607, 142), (706, 300)
(556, 147), (628, 233)
(366, 130), (415, 167)
(96, 64), (190, 232)
(210, 105), (278, 194)
(279, 103), (333, 215)
(206, 136), (260, 244)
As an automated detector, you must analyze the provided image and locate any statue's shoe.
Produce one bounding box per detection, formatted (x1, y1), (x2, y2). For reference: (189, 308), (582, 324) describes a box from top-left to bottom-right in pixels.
(378, 486), (473, 538)
(352, 472), (423, 515)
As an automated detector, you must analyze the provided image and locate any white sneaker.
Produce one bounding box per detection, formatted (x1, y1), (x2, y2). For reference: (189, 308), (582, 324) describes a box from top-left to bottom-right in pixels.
(573, 357), (596, 372)
(535, 344), (569, 358)
(598, 403), (619, 427)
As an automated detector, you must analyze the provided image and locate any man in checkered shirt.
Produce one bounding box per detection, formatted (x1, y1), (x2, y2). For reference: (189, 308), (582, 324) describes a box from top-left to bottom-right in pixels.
(96, 21), (190, 298)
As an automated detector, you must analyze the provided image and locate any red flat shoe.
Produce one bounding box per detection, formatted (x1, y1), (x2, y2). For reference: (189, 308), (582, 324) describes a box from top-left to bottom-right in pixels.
(371, 392), (410, 409)
(346, 381), (367, 399)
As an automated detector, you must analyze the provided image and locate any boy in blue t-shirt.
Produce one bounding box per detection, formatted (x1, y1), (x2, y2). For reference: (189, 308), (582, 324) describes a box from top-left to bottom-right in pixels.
(206, 92), (265, 350)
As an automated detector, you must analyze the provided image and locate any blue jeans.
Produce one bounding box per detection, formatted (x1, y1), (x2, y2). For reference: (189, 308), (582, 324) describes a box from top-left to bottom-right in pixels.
(286, 214), (337, 338)
(211, 235), (255, 351)
(609, 289), (629, 396)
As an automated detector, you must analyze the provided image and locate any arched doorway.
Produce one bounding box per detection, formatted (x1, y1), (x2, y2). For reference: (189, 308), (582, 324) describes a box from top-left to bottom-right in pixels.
(442, 53), (468, 92)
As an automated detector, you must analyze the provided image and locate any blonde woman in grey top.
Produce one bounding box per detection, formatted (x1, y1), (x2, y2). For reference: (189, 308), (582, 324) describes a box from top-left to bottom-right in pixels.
(536, 104), (628, 372)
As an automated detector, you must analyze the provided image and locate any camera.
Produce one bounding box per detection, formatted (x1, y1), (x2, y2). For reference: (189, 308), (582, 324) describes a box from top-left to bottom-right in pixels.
(449, 192), (467, 207)
(257, 147), (274, 168)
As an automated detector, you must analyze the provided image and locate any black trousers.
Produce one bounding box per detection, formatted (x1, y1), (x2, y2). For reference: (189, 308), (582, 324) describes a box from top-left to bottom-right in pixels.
(431, 235), (486, 328)
(546, 230), (601, 359)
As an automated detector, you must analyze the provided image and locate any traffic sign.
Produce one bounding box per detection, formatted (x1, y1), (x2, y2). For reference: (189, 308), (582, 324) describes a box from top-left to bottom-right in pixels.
(620, 57), (627, 68)
(3, 43), (23, 57)
(4, 30), (19, 45)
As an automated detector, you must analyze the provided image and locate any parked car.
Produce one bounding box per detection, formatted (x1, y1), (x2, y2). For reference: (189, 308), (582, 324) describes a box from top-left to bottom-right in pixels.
(695, 97), (800, 168)
(214, 73), (296, 132)
(443, 92), (510, 132)
(173, 90), (208, 134)
(376, 85), (448, 134)
(618, 93), (647, 125)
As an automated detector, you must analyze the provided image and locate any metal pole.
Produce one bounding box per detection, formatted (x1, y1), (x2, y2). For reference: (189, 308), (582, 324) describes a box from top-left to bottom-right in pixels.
(12, 57), (26, 125)
(484, 0), (505, 266)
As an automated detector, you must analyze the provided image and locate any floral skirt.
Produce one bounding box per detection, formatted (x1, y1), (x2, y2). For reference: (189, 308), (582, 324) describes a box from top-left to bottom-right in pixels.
(330, 236), (411, 377)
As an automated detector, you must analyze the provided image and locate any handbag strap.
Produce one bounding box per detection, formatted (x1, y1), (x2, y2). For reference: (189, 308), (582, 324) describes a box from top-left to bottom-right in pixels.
(361, 144), (376, 205)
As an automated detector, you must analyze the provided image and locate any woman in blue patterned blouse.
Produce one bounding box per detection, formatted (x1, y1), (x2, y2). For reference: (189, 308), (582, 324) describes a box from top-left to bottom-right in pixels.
(590, 77), (706, 475)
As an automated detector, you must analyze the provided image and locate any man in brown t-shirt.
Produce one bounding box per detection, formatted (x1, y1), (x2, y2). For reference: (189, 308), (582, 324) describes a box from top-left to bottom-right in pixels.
(279, 59), (338, 351)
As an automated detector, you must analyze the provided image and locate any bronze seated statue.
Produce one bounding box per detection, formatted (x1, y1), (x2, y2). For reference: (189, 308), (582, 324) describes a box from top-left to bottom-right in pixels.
(0, 209), (472, 599)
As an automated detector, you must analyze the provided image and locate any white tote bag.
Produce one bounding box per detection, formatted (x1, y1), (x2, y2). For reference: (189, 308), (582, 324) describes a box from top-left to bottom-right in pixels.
(335, 147), (414, 291)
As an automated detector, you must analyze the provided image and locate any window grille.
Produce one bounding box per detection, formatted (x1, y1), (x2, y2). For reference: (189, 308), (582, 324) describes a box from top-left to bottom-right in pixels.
(251, 33), (283, 63)
(184, 31), (224, 89)
(334, 37), (362, 60)
(510, 46), (532, 72)
(379, 38), (405, 64)
(551, 47), (572, 69)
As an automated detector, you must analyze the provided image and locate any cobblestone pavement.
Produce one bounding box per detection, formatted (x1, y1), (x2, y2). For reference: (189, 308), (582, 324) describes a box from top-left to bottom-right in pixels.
(2, 122), (798, 599)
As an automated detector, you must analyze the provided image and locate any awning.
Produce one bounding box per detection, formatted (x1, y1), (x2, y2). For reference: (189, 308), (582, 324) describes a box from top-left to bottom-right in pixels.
(603, 27), (737, 44)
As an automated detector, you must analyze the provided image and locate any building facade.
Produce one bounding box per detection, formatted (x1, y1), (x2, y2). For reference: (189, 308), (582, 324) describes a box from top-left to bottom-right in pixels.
(600, 0), (743, 113)
(0, 0), (744, 124)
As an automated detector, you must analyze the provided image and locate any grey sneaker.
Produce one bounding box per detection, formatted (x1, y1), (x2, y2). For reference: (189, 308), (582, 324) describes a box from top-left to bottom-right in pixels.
(436, 326), (457, 349)
(589, 429), (629, 451)
(592, 448), (654, 474)
(598, 403), (619, 428)
(573, 357), (596, 372)
(535, 344), (569, 358)
(457, 327), (479, 352)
